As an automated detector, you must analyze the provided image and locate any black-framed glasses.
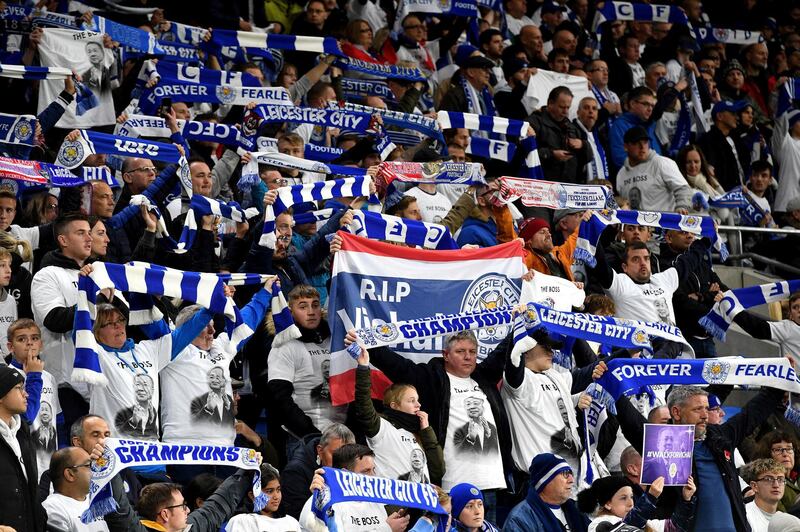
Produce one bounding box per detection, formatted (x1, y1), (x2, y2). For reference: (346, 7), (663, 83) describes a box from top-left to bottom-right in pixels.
(68, 461), (92, 469)
(163, 502), (189, 511)
(128, 166), (157, 174)
(756, 476), (786, 485)
(772, 446), (794, 455)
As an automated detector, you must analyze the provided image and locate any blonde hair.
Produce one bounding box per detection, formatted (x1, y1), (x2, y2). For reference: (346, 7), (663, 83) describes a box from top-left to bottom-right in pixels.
(92, 303), (125, 339)
(0, 230), (32, 262)
(383, 383), (416, 409)
(277, 132), (304, 149)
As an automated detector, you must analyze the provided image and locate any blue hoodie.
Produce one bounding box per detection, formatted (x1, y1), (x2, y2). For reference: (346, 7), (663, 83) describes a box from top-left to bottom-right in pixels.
(609, 112), (662, 169)
(456, 217), (497, 248)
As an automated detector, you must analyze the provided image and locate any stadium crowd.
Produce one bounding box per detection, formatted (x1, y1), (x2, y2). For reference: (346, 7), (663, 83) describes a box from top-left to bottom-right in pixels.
(2, 0), (800, 530)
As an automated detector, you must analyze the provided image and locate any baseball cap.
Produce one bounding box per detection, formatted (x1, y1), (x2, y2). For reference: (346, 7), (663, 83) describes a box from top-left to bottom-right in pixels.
(502, 57), (529, 80)
(462, 55), (495, 70)
(541, 1), (567, 14)
(553, 208), (583, 225)
(712, 100), (747, 118)
(786, 196), (800, 213)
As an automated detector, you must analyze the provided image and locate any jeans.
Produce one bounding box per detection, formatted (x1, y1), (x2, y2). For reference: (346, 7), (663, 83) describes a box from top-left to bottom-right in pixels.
(688, 336), (717, 359)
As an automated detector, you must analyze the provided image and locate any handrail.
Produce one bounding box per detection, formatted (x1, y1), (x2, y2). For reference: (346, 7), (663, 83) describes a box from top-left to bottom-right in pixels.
(723, 253), (800, 277)
(717, 225), (800, 235)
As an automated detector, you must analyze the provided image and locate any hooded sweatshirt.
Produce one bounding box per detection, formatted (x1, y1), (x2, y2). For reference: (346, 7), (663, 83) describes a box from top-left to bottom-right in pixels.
(616, 149), (693, 213)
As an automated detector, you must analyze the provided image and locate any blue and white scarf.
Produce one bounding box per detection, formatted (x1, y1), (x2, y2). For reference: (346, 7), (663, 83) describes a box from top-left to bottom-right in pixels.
(212, 30), (343, 56)
(84, 438), (266, 523)
(294, 208), (340, 225)
(341, 78), (396, 102)
(333, 102), (444, 144)
(86, 15), (163, 55)
(669, 93), (692, 157)
(465, 136), (516, 162)
(345, 210), (458, 250)
(458, 78), (498, 138)
(777, 79), (800, 118)
(0, 113), (36, 146)
(122, 40), (203, 64)
(695, 28), (763, 45)
(699, 280), (800, 340)
(574, 209), (728, 267)
(687, 72), (709, 134)
(305, 144), (344, 162)
(245, 152), (368, 185)
(0, 63), (72, 80)
(117, 114), (254, 151)
(159, 20), (208, 45)
(253, 105), (377, 134)
(175, 195), (259, 252)
(334, 57), (426, 81)
(394, 0), (478, 31)
(259, 176), (375, 248)
(437, 110), (529, 137)
(312, 467), (446, 531)
(128, 195), (176, 246)
(0, 5), (78, 31)
(73, 262), (300, 385)
(140, 60), (261, 88)
(56, 130), (192, 196)
(518, 136), (546, 180)
(139, 83), (293, 115)
(592, 2), (691, 33)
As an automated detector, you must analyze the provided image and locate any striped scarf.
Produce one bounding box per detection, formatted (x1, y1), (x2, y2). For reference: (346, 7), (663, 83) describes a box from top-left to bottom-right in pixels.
(73, 262), (299, 385)
(437, 111), (531, 137)
(174, 195), (259, 252)
(259, 176), (376, 248)
(700, 280), (800, 340)
(345, 210), (458, 250)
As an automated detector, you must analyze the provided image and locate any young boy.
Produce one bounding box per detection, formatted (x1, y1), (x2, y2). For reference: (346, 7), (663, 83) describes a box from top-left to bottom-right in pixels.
(7, 318), (60, 479)
(744, 160), (775, 227)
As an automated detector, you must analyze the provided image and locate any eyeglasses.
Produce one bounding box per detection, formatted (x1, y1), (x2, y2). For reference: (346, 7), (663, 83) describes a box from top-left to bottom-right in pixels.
(163, 502), (189, 511)
(267, 178), (288, 186)
(101, 318), (126, 329)
(68, 461), (92, 470)
(756, 476), (786, 485)
(128, 166), (157, 174)
(772, 447), (794, 455)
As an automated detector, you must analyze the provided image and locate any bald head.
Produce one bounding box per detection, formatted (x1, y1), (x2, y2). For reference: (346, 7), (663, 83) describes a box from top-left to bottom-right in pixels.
(122, 158), (156, 194)
(91, 181), (115, 218)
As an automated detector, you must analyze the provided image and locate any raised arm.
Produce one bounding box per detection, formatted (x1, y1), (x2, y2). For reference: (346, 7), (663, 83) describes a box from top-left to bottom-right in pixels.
(353, 348), (382, 439)
(169, 307), (216, 358)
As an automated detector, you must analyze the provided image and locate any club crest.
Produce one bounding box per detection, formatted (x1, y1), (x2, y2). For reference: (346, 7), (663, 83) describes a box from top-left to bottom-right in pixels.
(702, 360), (730, 384)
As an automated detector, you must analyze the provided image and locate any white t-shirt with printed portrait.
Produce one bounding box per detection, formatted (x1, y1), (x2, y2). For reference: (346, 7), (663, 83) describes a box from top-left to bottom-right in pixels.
(368, 418), (430, 482)
(607, 268), (680, 325)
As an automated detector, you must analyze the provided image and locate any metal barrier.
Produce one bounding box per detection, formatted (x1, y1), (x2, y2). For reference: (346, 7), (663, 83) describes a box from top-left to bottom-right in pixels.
(716, 225), (800, 276)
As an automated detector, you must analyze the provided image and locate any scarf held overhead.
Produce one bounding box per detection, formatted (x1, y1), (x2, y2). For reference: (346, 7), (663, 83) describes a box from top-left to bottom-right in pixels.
(498, 177), (613, 209)
(345, 210), (459, 250)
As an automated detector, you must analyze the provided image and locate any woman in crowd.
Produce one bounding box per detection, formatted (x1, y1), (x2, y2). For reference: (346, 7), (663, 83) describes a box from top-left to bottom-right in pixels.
(342, 19), (380, 63)
(353, 343), (445, 485)
(756, 431), (800, 512)
(88, 216), (110, 261)
(21, 191), (58, 226)
(224, 463), (301, 531)
(676, 144), (732, 224)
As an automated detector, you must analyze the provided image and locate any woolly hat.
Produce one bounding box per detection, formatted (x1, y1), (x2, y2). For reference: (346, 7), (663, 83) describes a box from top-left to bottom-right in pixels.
(707, 393), (722, 409)
(577, 475), (634, 513)
(723, 59), (745, 78)
(529, 453), (572, 493)
(519, 217), (550, 242)
(0, 365), (24, 399)
(449, 483), (483, 519)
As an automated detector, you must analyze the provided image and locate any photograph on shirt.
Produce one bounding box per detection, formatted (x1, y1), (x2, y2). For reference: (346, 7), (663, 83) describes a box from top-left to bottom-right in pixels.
(453, 396), (499, 454)
(399, 448), (429, 483)
(190, 366), (234, 425)
(640, 423), (694, 486)
(32, 400), (57, 454)
(311, 359), (331, 400)
(115, 373), (158, 438)
(550, 396), (580, 457)
(628, 186), (642, 210)
(654, 297), (673, 324)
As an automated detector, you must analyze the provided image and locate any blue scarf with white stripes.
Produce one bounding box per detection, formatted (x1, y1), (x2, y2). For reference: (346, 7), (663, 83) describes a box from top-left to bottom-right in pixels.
(699, 280), (800, 341)
(0, 157), (116, 189)
(259, 177), (375, 248)
(211, 30), (344, 56)
(345, 210), (458, 250)
(174, 195), (259, 252)
(0, 113), (36, 146)
(117, 114), (254, 151)
(437, 110), (530, 137)
(575, 210), (728, 267)
(73, 262), (300, 385)
(334, 57), (426, 81)
(0, 63), (72, 80)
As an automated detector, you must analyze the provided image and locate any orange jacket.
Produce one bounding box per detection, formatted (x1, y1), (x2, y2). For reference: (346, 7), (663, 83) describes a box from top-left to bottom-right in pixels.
(523, 224), (579, 281)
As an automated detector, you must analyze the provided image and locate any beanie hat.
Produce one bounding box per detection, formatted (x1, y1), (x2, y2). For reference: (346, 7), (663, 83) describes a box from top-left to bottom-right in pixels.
(723, 59), (745, 78)
(529, 453), (571, 493)
(449, 483), (483, 519)
(577, 475), (634, 513)
(0, 365), (25, 399)
(707, 393), (722, 409)
(519, 217), (550, 242)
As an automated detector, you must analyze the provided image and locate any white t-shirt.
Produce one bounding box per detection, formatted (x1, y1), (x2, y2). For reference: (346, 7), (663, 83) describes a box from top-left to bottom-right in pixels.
(268, 337), (346, 432)
(501, 368), (581, 473)
(521, 273), (586, 312)
(160, 337), (236, 445)
(442, 374), (505, 490)
(38, 28), (116, 128)
(769, 320), (800, 366)
(299, 496), (390, 532)
(91, 336), (172, 441)
(607, 268), (680, 325)
(403, 187), (452, 224)
(368, 418), (430, 482)
(524, 69), (593, 118)
(746, 501), (773, 532)
(42, 493), (109, 532)
(506, 14), (535, 36)
(224, 513), (301, 532)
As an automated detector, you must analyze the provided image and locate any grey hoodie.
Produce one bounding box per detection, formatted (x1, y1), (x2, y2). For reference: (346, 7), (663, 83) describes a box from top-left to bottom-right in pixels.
(616, 149), (693, 212)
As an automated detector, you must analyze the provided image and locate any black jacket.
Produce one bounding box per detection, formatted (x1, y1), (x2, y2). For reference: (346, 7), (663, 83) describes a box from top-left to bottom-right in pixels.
(528, 109), (591, 183)
(494, 83), (529, 121)
(279, 435), (321, 519)
(0, 416), (46, 531)
(658, 242), (729, 339)
(369, 334), (516, 487)
(696, 126), (750, 192)
(616, 386), (785, 531)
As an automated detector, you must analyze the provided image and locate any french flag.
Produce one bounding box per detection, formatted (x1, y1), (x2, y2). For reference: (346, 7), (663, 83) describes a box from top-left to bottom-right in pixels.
(327, 232), (526, 406)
